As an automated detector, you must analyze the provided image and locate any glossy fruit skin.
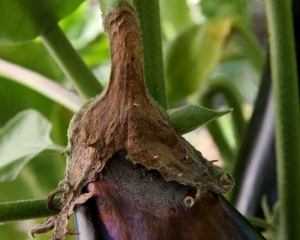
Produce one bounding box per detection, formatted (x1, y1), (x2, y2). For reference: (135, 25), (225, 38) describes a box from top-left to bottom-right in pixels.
(74, 155), (265, 240)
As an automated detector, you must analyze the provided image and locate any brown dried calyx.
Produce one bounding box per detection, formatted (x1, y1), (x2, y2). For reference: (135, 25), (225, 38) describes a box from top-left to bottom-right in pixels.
(29, 2), (234, 239)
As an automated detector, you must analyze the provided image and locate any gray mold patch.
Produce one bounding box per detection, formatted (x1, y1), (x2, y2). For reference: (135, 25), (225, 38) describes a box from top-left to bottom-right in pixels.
(100, 151), (189, 213)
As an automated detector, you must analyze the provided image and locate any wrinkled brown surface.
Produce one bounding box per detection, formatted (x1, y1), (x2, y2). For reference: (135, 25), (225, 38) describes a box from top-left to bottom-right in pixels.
(29, 3), (234, 239)
(66, 1), (233, 195)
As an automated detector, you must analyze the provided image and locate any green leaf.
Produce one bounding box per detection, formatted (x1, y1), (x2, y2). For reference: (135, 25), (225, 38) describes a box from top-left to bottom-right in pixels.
(78, 33), (110, 67)
(168, 104), (232, 135)
(59, 1), (89, 41)
(0, 0), (84, 43)
(60, 2), (104, 45)
(160, 0), (192, 31)
(0, 110), (64, 182)
(59, 2), (110, 67)
(166, 19), (232, 105)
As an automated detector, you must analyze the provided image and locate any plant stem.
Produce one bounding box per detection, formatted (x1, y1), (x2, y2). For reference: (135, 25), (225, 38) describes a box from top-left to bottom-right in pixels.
(202, 77), (246, 144)
(98, 0), (167, 108)
(0, 59), (83, 112)
(265, 0), (300, 239)
(203, 119), (234, 163)
(246, 216), (274, 230)
(132, 0), (167, 108)
(41, 24), (103, 100)
(0, 199), (57, 223)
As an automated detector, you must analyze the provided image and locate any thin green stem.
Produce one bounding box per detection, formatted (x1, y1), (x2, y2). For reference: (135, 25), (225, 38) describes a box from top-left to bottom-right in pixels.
(202, 77), (246, 144)
(204, 119), (234, 163)
(133, 0), (167, 108)
(246, 216), (274, 230)
(200, 83), (236, 162)
(0, 59), (83, 112)
(0, 199), (57, 223)
(41, 24), (103, 100)
(265, 0), (300, 239)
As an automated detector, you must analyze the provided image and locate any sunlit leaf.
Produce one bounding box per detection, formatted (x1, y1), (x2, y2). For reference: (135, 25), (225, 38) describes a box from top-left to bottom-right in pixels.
(0, 110), (64, 182)
(60, 2), (104, 46)
(59, 2), (110, 67)
(0, 0), (84, 43)
(160, 0), (192, 31)
(78, 33), (110, 67)
(166, 19), (232, 105)
(59, 1), (88, 41)
(168, 104), (232, 135)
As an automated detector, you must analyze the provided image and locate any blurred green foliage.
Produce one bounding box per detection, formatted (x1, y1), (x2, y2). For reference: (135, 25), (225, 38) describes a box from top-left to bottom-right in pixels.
(0, 0), (84, 43)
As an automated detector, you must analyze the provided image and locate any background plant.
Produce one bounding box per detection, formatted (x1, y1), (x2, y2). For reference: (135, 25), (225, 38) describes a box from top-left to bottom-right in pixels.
(0, 0), (298, 239)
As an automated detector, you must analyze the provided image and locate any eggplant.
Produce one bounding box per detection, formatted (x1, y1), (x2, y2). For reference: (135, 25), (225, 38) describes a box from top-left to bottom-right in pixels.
(74, 154), (264, 240)
(30, 3), (263, 239)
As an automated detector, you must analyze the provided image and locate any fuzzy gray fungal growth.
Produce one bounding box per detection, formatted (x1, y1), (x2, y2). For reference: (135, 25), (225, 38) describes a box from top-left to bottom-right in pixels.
(97, 150), (189, 213)
(29, 3), (234, 239)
